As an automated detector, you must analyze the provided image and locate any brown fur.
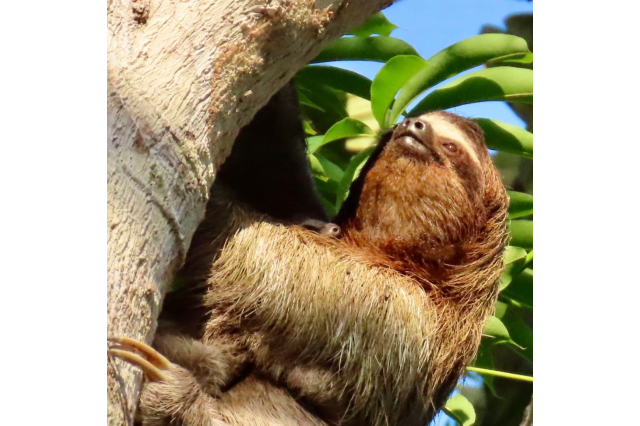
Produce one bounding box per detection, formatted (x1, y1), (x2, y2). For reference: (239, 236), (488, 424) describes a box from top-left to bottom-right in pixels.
(139, 111), (508, 426)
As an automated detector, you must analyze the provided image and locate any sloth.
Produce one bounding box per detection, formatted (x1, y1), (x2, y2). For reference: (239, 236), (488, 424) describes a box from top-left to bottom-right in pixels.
(108, 87), (509, 426)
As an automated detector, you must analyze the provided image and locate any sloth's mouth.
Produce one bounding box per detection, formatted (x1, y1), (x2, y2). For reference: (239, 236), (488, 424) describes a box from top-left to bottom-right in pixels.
(394, 133), (428, 155)
(391, 132), (442, 164)
(390, 117), (436, 159)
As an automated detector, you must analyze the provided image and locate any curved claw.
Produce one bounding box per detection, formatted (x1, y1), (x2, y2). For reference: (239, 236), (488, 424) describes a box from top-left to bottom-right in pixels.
(107, 336), (171, 382)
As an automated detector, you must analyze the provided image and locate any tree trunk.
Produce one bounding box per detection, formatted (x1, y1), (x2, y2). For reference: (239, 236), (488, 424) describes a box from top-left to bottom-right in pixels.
(107, 0), (393, 424)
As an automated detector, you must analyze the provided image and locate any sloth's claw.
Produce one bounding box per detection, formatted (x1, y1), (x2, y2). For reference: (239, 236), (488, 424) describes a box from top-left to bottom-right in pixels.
(108, 336), (171, 382)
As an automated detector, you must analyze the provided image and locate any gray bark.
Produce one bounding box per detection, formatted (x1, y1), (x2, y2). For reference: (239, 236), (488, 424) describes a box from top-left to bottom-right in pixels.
(107, 0), (393, 424)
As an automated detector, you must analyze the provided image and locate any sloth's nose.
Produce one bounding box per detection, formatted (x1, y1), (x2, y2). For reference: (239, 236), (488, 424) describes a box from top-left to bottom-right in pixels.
(399, 117), (434, 144)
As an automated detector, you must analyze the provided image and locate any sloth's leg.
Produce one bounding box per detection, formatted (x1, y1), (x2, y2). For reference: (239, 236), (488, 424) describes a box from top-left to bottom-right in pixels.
(152, 333), (249, 396)
(108, 336), (228, 426)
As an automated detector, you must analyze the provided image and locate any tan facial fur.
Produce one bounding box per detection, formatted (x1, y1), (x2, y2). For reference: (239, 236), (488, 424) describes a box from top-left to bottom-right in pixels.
(422, 112), (481, 167)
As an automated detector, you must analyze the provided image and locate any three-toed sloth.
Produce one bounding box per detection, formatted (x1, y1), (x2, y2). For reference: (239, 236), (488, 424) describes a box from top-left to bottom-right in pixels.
(109, 83), (509, 426)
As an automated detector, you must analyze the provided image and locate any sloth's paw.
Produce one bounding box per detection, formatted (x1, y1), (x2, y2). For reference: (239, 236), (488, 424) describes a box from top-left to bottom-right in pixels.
(108, 336), (226, 426)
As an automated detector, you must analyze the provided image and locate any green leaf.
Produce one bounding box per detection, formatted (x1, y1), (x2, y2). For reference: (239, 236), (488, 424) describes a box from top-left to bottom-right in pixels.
(500, 265), (520, 291)
(482, 316), (511, 342)
(494, 301), (508, 319)
(306, 135), (325, 154)
(500, 247), (534, 295)
(500, 259), (526, 291)
(297, 91), (321, 111)
(315, 155), (344, 183)
(489, 51), (533, 65)
(336, 146), (376, 209)
(501, 268), (533, 309)
(316, 191), (337, 218)
(303, 120), (317, 136)
(499, 296), (531, 310)
(444, 394), (476, 426)
(314, 177), (338, 196)
(296, 66), (372, 100)
(295, 80), (348, 120)
(504, 245), (527, 265)
(477, 118), (533, 158)
(312, 36), (419, 64)
(371, 55), (427, 128)
(473, 342), (495, 393)
(318, 118), (376, 151)
(348, 12), (398, 37)
(507, 191), (533, 219)
(409, 67), (533, 115)
(501, 246), (528, 291)
(389, 34), (530, 125)
(501, 308), (533, 362)
(509, 220), (533, 249)
(308, 154), (327, 181)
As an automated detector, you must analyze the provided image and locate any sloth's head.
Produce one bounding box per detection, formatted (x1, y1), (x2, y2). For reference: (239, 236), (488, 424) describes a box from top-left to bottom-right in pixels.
(335, 111), (508, 276)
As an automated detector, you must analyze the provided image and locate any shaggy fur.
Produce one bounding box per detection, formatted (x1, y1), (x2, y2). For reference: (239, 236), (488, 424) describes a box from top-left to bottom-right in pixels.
(133, 111), (508, 426)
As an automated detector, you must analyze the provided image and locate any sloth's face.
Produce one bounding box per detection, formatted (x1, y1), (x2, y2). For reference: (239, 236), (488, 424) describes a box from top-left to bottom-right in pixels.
(340, 112), (497, 263)
(386, 112), (487, 198)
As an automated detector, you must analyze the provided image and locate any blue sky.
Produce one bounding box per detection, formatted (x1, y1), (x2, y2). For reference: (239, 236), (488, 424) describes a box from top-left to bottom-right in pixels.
(332, 0), (533, 129)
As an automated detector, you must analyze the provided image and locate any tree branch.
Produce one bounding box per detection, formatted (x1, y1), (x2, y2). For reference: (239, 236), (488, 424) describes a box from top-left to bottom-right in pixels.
(107, 0), (394, 424)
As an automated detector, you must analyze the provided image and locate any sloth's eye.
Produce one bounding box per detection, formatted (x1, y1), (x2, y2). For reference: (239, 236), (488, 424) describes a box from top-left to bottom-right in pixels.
(442, 141), (459, 154)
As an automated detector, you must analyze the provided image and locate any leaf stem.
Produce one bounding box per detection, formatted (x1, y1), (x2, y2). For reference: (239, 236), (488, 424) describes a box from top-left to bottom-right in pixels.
(523, 250), (533, 267)
(442, 407), (464, 426)
(467, 366), (533, 382)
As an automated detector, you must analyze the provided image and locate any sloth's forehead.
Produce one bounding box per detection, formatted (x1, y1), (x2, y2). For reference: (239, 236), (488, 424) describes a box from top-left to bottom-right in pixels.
(419, 113), (480, 166)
